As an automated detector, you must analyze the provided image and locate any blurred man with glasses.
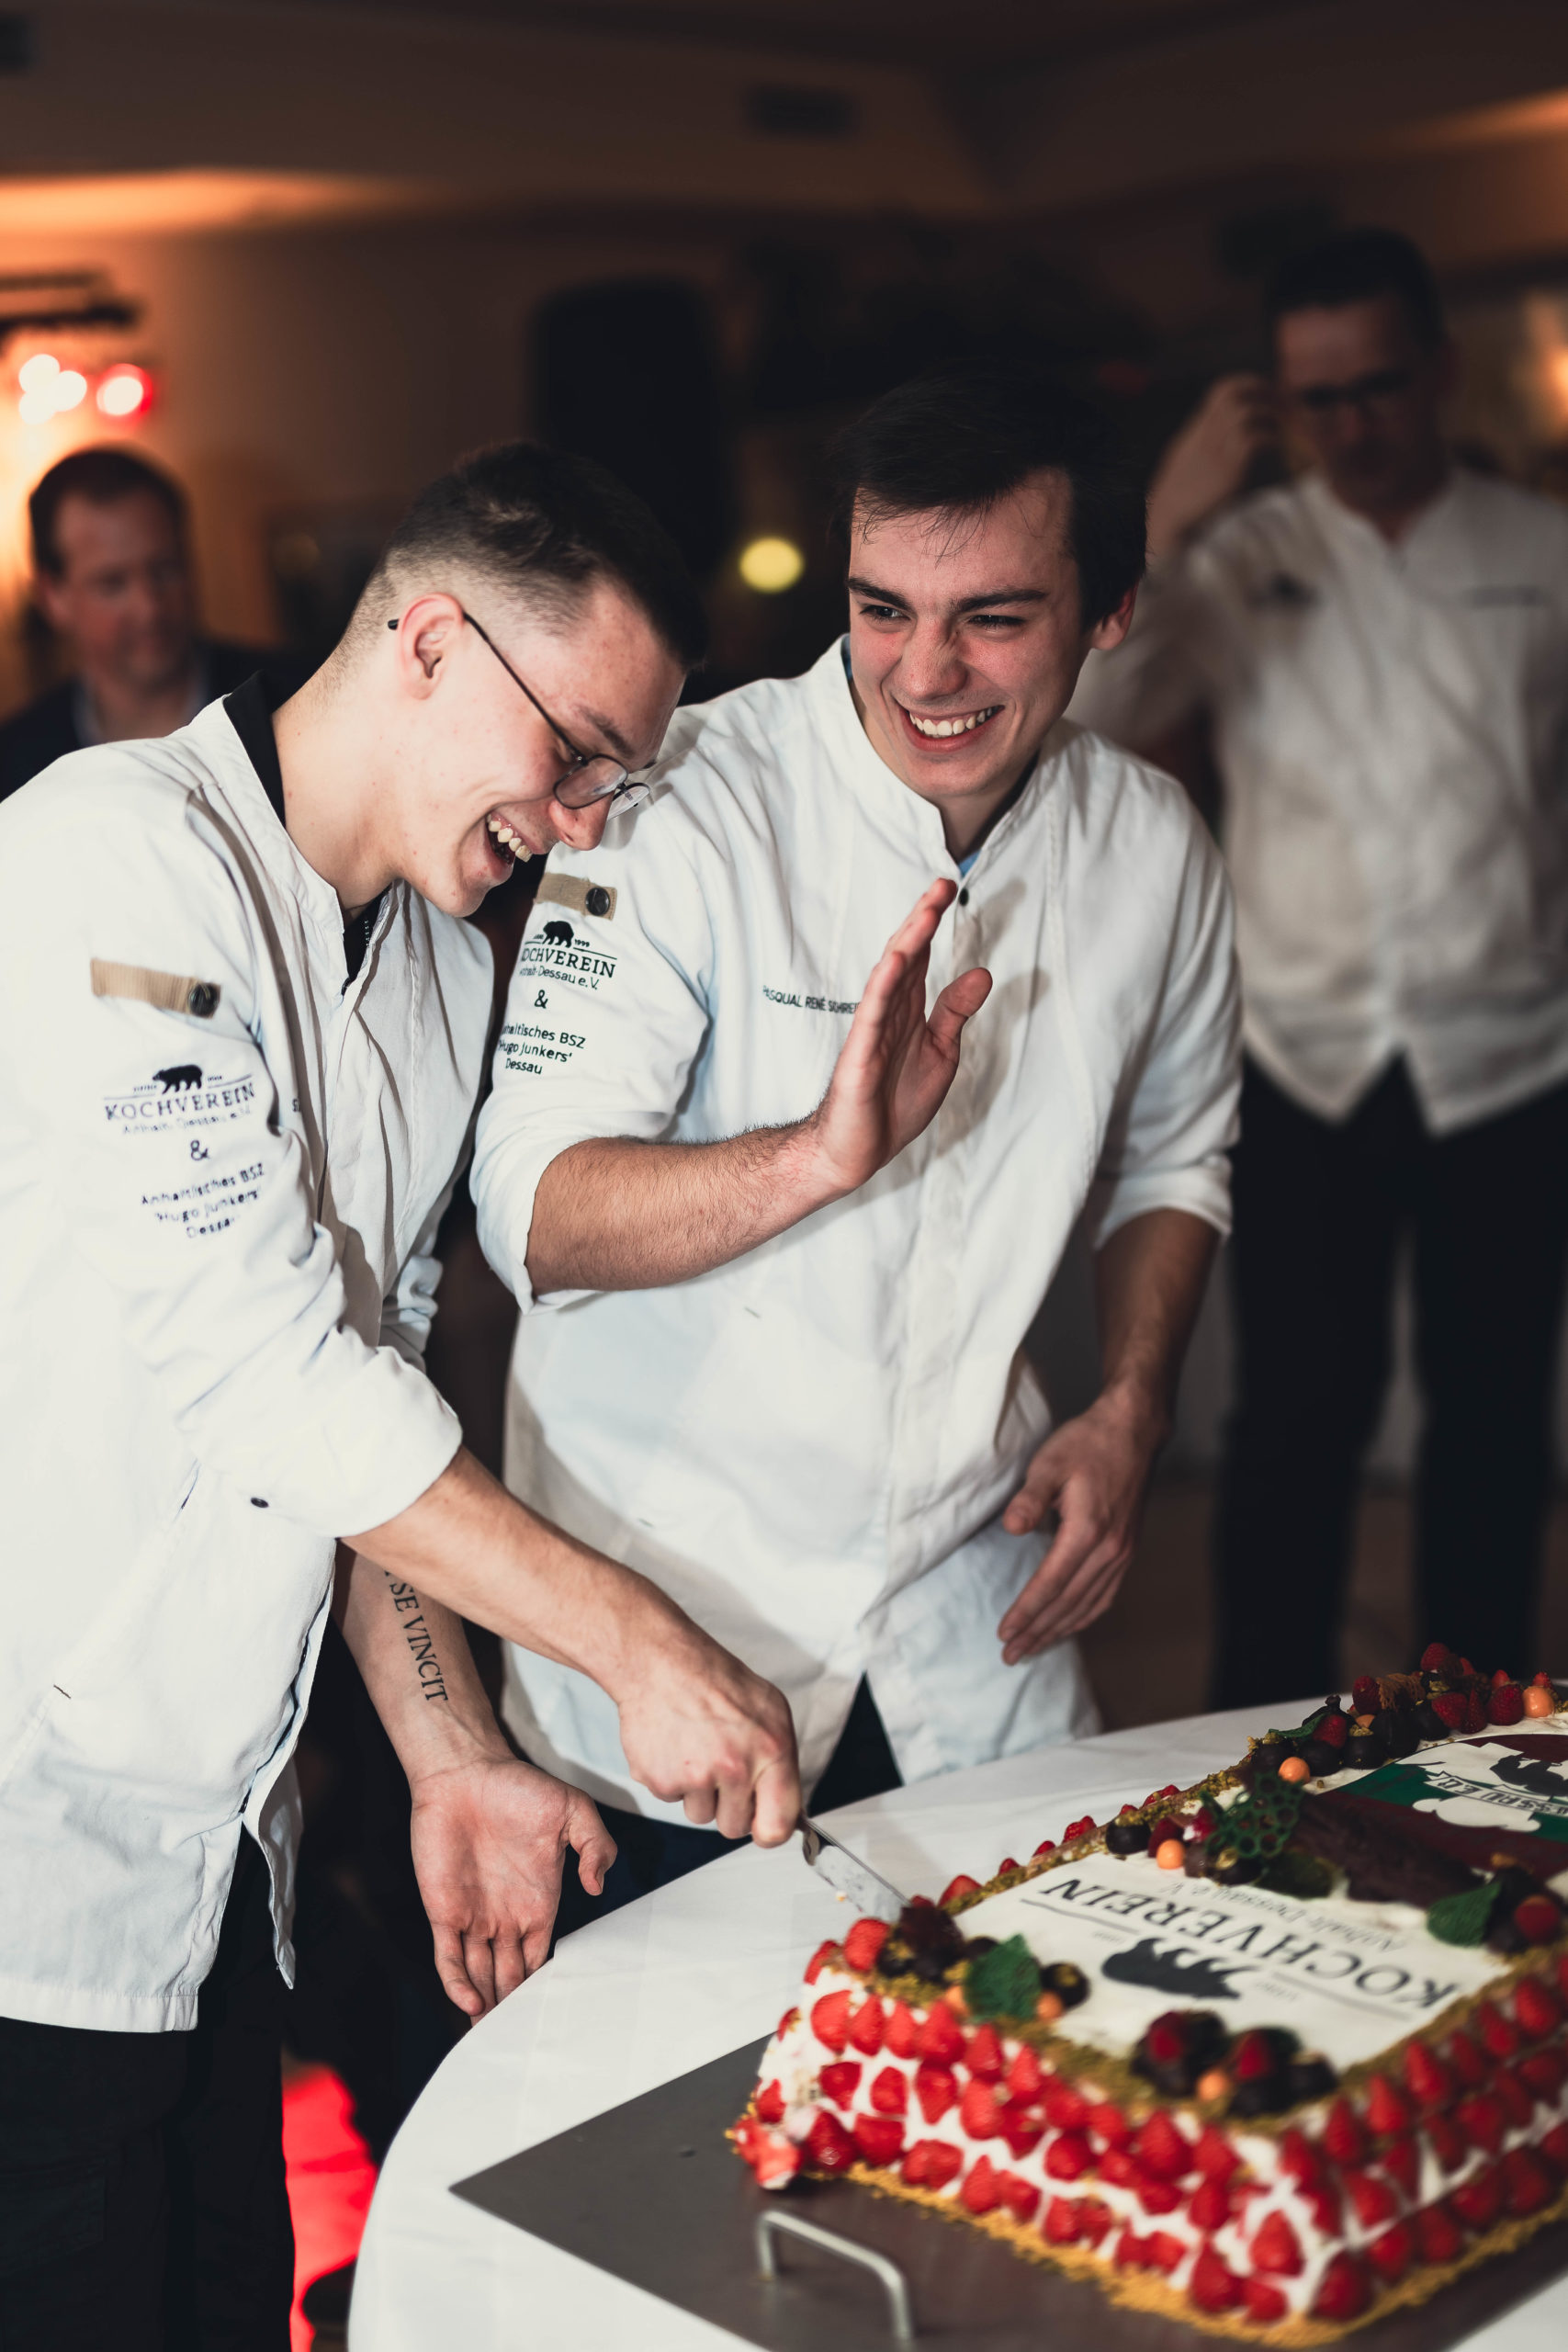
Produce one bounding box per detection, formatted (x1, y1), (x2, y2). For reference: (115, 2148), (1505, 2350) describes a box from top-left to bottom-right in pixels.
(1072, 227), (1568, 1706)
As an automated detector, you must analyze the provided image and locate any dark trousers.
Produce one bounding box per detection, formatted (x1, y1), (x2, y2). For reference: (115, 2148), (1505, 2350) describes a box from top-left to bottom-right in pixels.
(552, 1674), (903, 1941)
(1211, 1057), (1568, 1710)
(0, 1838), (293, 2352)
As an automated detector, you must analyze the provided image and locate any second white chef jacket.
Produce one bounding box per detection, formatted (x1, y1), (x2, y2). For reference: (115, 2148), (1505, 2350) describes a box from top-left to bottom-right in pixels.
(0, 695), (490, 2030)
(471, 639), (1240, 1816)
(1070, 467), (1568, 1132)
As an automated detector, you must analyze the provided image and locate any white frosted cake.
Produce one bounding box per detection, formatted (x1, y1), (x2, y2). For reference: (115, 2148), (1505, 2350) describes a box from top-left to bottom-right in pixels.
(735, 1651), (1568, 2339)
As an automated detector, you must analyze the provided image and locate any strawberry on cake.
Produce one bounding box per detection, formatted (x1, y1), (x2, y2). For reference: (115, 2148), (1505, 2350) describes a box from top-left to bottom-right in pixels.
(734, 1648), (1568, 2340)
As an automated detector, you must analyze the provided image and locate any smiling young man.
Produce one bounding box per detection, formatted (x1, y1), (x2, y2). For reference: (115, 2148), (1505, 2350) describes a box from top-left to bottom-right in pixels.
(0, 444), (806, 2349)
(471, 366), (1241, 1921)
(1070, 228), (1568, 1706)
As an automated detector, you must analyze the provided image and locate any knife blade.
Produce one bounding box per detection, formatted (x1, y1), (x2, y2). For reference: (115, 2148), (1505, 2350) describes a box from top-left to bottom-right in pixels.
(799, 1814), (906, 1924)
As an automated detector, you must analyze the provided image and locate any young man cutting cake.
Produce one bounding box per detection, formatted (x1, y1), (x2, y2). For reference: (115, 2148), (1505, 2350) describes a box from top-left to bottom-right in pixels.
(471, 364), (1243, 1921)
(0, 445), (847, 2346)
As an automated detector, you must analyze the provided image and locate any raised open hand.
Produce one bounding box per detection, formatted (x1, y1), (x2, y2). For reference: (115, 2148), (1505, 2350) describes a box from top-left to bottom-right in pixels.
(807, 879), (991, 1197)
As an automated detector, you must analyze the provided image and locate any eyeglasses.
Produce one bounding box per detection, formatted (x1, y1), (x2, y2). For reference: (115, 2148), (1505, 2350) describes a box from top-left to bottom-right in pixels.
(1285, 366), (1416, 417)
(386, 610), (652, 810)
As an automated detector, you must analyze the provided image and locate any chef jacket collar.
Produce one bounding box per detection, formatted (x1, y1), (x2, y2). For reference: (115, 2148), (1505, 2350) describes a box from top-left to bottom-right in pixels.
(222, 673), (385, 980)
(816, 633), (1062, 880)
(1298, 465), (1461, 563)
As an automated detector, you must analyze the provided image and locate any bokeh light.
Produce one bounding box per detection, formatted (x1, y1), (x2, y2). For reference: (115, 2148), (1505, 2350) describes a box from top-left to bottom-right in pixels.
(96, 363), (153, 418)
(739, 535), (806, 594)
(53, 369), (88, 412)
(17, 352), (60, 393)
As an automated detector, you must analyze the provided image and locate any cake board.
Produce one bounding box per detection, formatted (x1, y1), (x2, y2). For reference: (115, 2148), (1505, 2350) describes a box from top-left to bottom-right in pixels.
(451, 2039), (1568, 2351)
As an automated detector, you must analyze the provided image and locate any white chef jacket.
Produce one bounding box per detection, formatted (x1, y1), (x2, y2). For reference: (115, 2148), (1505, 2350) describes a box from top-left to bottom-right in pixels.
(0, 699), (490, 2031)
(471, 639), (1240, 1817)
(1069, 468), (1568, 1132)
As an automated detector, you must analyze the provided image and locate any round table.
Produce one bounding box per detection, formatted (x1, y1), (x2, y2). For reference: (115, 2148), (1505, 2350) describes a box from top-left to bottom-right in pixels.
(350, 1705), (1568, 2351)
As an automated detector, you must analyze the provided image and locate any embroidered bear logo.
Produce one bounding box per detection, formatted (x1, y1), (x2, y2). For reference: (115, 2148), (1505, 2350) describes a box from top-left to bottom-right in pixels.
(154, 1064), (203, 1092)
(542, 921), (574, 945)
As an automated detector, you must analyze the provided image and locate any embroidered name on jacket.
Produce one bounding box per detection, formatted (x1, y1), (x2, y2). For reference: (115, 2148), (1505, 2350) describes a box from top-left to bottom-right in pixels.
(102, 1068), (259, 1135)
(516, 922), (616, 992)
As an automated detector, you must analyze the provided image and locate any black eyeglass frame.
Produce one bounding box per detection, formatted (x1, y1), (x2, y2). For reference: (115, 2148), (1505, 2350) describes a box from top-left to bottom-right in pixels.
(1283, 365), (1417, 418)
(385, 611), (651, 810)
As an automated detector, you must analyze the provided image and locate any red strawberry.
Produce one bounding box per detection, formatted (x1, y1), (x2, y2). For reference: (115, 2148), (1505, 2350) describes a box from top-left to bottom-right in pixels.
(916, 2002), (965, 2064)
(1465, 1690), (1488, 1734)
(1098, 2149), (1140, 2190)
(1403, 2042), (1451, 2109)
(1042, 2077), (1092, 2132)
(1488, 1683), (1525, 1726)
(1352, 1675), (1382, 1713)
(1299, 2180), (1344, 2235)
(902, 2138), (962, 2190)
(1148, 1816), (1185, 1849)
(811, 1991), (853, 2053)
(1447, 2029), (1488, 2088)
(1343, 2168), (1399, 2229)
(870, 2066), (908, 2116)
(1077, 2198), (1113, 2247)
(1323, 2098), (1367, 2166)
(1187, 2177), (1231, 2232)
(1368, 2221), (1415, 2281)
(1063, 1816), (1097, 1843)
(852, 2114), (905, 2168)
(959, 2080), (1003, 2140)
(1113, 2227), (1145, 2270)
(1503, 2147), (1558, 2216)
(1032, 1838), (1057, 1858)
(1420, 1643), (1458, 1675)
(1249, 2210), (1304, 2276)
(1144, 2014), (1189, 2069)
(1514, 1894), (1564, 1946)
(962, 2154), (1002, 2213)
(1087, 2098), (1134, 2149)
(1514, 1978), (1563, 2040)
(805, 2109), (855, 2173)
(842, 1917), (890, 1973)
(1430, 1691), (1468, 1732)
(1045, 2131), (1093, 2181)
(1007, 2046), (1044, 2103)
(804, 1939), (840, 1984)
(1157, 1783), (1180, 1797)
(1491, 1667), (1513, 1688)
(1194, 2124), (1242, 2182)
(998, 1858), (1020, 1875)
(1243, 2278), (1290, 2324)
(1380, 2133), (1419, 2199)
(1495, 2069), (1535, 2129)
(1474, 2001), (1519, 2061)
(1134, 2111), (1194, 2182)
(1137, 2176), (1182, 2217)
(998, 2170), (1040, 2224)
(885, 2001), (919, 2058)
(756, 2079), (785, 2124)
(1146, 2232), (1185, 2274)
(1365, 2074), (1411, 2136)
(849, 1999), (886, 2056)
(1426, 2112), (1466, 2173)
(1416, 2199), (1464, 2264)
(1542, 2122), (1568, 2173)
(1000, 2113), (1044, 2161)
(1043, 2195), (1084, 2245)
(965, 2024), (1004, 2081)
(1456, 2092), (1506, 2156)
(819, 2061), (862, 2110)
(1190, 1807), (1218, 1837)
(939, 1874), (982, 1906)
(1188, 2248), (1242, 2312)
(1312, 2253), (1371, 2322)
(777, 2007), (799, 2040)
(1451, 2164), (1505, 2230)
(1277, 2131), (1324, 2188)
(915, 2060), (958, 2125)
(1233, 2031), (1277, 2084)
(1317, 1713), (1349, 1747)
(1519, 2050), (1567, 2103)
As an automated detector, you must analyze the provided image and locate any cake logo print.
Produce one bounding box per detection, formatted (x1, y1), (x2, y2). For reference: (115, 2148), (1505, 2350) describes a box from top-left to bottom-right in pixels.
(1100, 1939), (1254, 2000)
(1359, 1737), (1568, 1834)
(517, 922), (616, 994)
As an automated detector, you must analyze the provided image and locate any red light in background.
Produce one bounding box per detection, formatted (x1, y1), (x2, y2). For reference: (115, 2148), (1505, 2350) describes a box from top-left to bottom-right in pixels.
(96, 363), (154, 419)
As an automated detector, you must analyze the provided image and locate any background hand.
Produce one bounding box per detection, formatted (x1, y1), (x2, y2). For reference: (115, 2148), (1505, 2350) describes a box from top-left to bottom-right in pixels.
(409, 1754), (615, 2017)
(615, 1615), (801, 1845)
(807, 879), (991, 1196)
(995, 1395), (1160, 1664)
(1146, 373), (1276, 562)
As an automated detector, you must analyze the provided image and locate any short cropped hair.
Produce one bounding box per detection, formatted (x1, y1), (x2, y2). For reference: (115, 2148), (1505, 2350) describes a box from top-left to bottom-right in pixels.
(828, 363), (1145, 627)
(365, 441), (707, 671)
(30, 447), (187, 577)
(1265, 227), (1446, 352)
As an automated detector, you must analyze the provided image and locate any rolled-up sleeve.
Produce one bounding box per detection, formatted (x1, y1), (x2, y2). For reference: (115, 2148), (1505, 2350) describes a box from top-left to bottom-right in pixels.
(1085, 813), (1241, 1247)
(471, 806), (715, 1311)
(0, 793), (460, 1533)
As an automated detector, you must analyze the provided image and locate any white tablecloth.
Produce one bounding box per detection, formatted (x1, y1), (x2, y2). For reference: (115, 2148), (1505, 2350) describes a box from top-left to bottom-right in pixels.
(350, 1706), (1568, 2351)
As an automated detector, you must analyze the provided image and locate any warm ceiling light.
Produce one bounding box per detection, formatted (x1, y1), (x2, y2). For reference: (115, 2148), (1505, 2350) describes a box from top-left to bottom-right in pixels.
(17, 386), (57, 424)
(739, 536), (806, 594)
(96, 364), (152, 418)
(17, 351), (60, 392)
(53, 369), (87, 412)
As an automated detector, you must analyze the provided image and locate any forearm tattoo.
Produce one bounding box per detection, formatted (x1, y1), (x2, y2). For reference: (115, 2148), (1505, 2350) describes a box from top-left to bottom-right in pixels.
(384, 1573), (449, 1703)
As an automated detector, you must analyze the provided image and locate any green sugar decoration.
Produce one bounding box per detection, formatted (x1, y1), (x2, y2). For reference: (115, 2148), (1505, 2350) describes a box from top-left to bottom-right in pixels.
(1426, 1878), (1505, 1948)
(1220, 1772), (1305, 1861)
(965, 1934), (1044, 2021)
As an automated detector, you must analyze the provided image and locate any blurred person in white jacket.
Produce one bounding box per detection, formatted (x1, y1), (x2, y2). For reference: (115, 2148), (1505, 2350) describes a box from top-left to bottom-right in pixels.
(1070, 230), (1568, 1706)
(472, 365), (1242, 1928)
(0, 445), (807, 2350)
